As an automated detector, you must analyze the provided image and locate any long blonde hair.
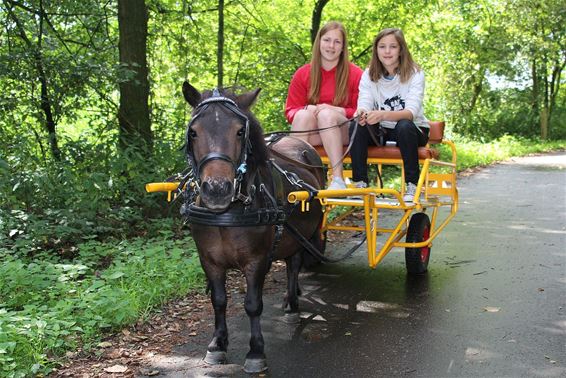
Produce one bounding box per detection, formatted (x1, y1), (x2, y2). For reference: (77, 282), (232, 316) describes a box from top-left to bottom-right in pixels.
(368, 28), (420, 83)
(308, 21), (351, 106)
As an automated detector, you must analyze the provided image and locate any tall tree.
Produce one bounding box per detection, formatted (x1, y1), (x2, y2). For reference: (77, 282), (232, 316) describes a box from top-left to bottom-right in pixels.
(117, 0), (152, 152)
(310, 0), (329, 45)
(3, 0), (61, 160)
(503, 0), (565, 139)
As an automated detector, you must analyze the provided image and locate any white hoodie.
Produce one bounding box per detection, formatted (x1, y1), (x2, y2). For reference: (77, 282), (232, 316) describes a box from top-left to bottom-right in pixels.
(357, 68), (428, 129)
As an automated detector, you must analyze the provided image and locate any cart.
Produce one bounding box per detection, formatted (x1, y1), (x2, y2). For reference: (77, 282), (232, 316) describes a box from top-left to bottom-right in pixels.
(288, 121), (458, 273)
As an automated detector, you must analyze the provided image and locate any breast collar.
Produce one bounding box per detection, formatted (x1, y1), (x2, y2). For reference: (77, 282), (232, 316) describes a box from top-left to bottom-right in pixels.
(182, 159), (290, 227)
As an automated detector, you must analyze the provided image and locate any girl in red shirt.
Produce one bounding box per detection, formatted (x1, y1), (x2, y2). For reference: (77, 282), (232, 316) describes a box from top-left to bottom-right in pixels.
(285, 21), (363, 190)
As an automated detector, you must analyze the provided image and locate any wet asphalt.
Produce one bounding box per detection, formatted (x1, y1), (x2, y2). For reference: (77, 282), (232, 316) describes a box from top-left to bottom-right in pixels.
(142, 152), (566, 377)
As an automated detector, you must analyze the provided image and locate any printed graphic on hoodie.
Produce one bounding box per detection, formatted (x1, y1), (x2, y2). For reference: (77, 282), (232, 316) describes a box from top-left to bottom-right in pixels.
(377, 95), (405, 111)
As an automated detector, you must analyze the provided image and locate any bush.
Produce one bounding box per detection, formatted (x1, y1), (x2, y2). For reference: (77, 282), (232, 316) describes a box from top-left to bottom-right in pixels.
(0, 235), (204, 377)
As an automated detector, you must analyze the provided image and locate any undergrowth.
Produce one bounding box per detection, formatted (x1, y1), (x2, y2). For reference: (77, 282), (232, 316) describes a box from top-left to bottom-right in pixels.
(0, 233), (204, 377)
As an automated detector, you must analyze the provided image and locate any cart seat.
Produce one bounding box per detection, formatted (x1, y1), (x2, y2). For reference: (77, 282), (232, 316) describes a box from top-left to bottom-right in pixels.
(314, 121), (444, 160)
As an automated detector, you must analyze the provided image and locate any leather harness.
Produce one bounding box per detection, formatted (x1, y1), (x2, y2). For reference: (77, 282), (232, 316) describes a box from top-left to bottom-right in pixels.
(180, 92), (323, 268)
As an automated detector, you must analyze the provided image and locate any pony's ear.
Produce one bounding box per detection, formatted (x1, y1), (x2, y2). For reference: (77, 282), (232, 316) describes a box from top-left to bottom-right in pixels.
(182, 81), (201, 108)
(236, 88), (261, 109)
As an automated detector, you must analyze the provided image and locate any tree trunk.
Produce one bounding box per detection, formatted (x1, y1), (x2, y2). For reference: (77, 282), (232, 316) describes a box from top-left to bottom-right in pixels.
(548, 58), (565, 125)
(117, 0), (152, 153)
(540, 107), (548, 140)
(310, 0), (329, 45)
(5, 0), (61, 161)
(217, 0), (224, 88)
(540, 53), (549, 140)
(531, 57), (539, 114)
(468, 69), (485, 114)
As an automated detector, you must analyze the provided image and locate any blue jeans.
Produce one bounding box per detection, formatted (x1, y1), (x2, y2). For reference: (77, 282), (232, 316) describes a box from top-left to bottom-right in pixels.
(349, 119), (429, 185)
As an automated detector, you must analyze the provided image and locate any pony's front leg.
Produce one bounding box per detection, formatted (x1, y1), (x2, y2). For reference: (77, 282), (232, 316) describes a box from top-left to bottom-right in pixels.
(282, 252), (302, 324)
(204, 274), (229, 365)
(242, 264), (269, 373)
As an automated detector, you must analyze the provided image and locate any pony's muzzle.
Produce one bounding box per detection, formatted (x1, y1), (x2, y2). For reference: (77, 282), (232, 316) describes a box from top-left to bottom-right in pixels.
(200, 177), (234, 210)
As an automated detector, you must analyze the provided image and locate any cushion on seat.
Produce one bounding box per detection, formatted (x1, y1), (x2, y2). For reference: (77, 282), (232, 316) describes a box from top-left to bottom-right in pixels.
(314, 120), (444, 160)
(314, 145), (439, 160)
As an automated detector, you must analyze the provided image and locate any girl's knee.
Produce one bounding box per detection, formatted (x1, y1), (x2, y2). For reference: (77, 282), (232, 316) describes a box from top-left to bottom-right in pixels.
(293, 109), (316, 123)
(396, 119), (413, 129)
(316, 108), (345, 125)
(292, 110), (316, 130)
(396, 119), (416, 135)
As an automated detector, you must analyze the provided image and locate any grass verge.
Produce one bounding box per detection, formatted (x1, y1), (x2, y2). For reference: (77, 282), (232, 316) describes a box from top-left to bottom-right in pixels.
(0, 234), (204, 377)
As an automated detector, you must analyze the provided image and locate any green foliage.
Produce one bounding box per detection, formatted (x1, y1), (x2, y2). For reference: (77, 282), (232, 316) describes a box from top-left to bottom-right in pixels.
(0, 235), (204, 377)
(448, 135), (565, 170)
(1, 134), (186, 253)
(0, 1), (564, 376)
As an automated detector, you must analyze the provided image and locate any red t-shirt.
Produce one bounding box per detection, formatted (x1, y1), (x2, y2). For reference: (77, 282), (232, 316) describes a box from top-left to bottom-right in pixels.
(285, 62), (363, 123)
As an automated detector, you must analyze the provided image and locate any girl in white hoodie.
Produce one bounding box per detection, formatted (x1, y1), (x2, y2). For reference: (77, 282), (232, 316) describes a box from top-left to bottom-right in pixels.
(349, 28), (429, 202)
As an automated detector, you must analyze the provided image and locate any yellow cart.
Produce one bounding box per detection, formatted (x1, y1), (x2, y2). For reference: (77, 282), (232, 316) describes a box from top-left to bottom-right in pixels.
(288, 121), (458, 273)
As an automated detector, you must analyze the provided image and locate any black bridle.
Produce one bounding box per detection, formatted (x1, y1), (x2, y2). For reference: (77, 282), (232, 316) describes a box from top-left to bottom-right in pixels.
(181, 91), (287, 228)
(185, 90), (251, 203)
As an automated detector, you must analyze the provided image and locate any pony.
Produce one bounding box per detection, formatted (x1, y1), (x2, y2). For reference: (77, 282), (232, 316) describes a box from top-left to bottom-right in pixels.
(181, 81), (325, 373)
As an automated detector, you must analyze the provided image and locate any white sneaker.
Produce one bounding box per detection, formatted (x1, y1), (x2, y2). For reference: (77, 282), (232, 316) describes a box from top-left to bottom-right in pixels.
(348, 181), (367, 199)
(351, 181), (368, 189)
(403, 182), (420, 203)
(327, 176), (347, 190)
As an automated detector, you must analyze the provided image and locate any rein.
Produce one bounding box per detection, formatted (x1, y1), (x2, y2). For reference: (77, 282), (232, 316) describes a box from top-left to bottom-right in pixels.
(285, 223), (366, 263)
(266, 135), (325, 171)
(265, 116), (361, 172)
(263, 116), (356, 138)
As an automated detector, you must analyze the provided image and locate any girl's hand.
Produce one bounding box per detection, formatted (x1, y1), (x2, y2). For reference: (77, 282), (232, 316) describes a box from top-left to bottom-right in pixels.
(304, 104), (324, 116)
(365, 110), (385, 125)
(305, 104), (346, 117)
(355, 109), (368, 126)
(304, 104), (317, 114)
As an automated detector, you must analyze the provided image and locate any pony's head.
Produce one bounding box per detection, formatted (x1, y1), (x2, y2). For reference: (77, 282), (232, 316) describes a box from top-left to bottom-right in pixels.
(182, 81), (267, 211)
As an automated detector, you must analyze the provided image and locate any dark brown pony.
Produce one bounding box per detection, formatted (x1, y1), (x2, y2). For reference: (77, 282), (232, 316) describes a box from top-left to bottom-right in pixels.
(181, 81), (324, 373)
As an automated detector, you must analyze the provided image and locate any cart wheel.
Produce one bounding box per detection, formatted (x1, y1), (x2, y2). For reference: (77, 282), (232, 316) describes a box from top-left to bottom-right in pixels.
(405, 213), (431, 274)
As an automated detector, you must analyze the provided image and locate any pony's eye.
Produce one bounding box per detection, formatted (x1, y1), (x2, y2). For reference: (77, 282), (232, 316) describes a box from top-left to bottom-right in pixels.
(189, 128), (197, 138)
(237, 127), (245, 137)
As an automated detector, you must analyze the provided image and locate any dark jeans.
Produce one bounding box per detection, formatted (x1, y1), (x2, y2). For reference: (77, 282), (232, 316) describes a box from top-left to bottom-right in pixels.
(348, 119), (429, 185)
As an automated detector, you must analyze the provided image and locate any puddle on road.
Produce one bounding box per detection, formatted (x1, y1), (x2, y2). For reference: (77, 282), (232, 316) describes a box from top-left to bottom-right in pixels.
(356, 300), (411, 318)
(300, 322), (331, 343)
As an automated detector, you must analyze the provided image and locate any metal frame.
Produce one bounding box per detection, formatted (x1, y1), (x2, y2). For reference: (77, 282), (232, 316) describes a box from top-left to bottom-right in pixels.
(287, 140), (458, 269)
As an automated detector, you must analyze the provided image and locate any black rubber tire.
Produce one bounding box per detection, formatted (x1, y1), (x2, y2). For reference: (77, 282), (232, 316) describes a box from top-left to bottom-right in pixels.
(405, 213), (431, 274)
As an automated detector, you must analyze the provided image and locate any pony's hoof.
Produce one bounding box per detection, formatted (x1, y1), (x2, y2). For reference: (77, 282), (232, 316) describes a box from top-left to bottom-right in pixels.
(282, 312), (300, 324)
(243, 358), (268, 373)
(204, 350), (227, 365)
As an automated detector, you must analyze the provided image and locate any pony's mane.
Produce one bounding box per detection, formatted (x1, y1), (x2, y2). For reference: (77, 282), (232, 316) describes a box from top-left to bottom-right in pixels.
(200, 87), (269, 169)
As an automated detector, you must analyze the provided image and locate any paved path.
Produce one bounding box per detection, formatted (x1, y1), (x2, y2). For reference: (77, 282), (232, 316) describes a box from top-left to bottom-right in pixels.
(141, 152), (566, 377)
